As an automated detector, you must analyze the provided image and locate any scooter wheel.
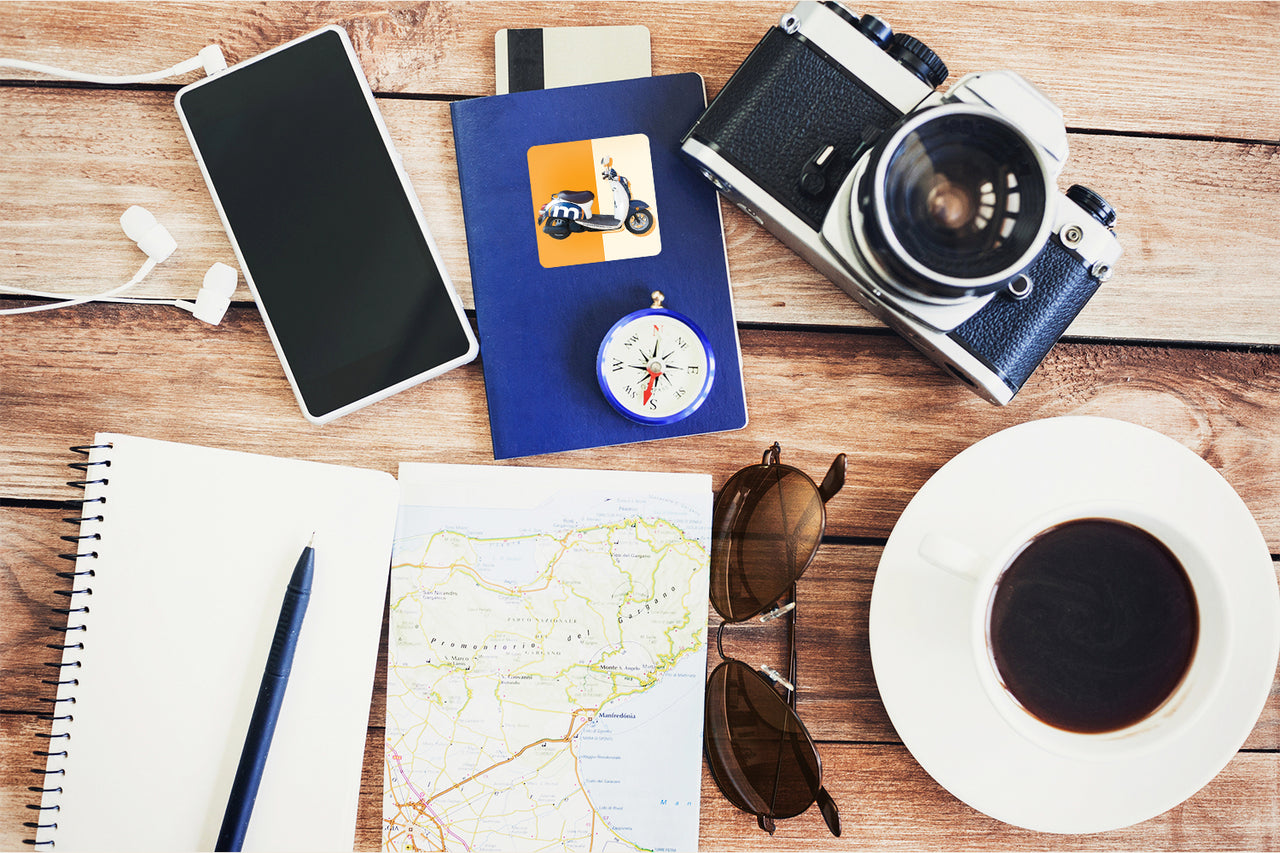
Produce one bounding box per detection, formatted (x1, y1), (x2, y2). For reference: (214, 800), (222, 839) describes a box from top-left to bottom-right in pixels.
(625, 209), (655, 235)
(545, 218), (571, 240)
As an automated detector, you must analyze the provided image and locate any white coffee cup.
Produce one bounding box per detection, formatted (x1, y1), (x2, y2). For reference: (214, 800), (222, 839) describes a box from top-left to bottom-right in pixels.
(918, 500), (1231, 762)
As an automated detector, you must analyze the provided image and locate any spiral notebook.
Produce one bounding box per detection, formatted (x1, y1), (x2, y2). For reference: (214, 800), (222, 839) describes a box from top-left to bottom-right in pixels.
(31, 433), (398, 851)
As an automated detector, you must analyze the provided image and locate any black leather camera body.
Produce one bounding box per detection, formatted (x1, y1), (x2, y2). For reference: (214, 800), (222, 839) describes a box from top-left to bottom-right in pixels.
(681, 1), (1121, 403)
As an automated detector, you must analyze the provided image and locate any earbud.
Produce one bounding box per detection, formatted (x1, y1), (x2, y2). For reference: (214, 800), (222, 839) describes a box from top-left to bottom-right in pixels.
(119, 205), (177, 263)
(190, 262), (238, 325)
(197, 44), (227, 76)
(0, 205), (237, 320)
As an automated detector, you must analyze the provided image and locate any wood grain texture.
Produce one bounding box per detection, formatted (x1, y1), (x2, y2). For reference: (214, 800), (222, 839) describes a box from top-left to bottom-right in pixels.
(788, 544), (1280, 752)
(5, 504), (1278, 851)
(0, 507), (64, 714)
(0, 711), (55, 850)
(4, 305), (1280, 545)
(353, 745), (1280, 850)
(3, 88), (1279, 343)
(696, 747), (1280, 851)
(6, 722), (1276, 851)
(4, 3), (1280, 850)
(0, 506), (60, 852)
(0, 2), (1277, 139)
(9, 413), (1272, 839)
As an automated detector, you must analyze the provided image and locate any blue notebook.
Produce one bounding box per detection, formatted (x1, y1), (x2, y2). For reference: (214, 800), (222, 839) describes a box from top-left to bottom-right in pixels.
(451, 73), (747, 459)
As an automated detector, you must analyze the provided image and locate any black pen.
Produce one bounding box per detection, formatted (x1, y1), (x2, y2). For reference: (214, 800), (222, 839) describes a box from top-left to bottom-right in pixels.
(216, 535), (315, 851)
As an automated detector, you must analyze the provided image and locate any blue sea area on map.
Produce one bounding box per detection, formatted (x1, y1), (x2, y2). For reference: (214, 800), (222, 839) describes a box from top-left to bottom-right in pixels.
(574, 650), (705, 852)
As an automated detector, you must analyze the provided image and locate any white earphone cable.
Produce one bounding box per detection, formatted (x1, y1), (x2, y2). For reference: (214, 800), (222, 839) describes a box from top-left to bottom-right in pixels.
(0, 47), (231, 320)
(0, 44), (225, 85)
(0, 281), (192, 312)
(0, 56), (200, 85)
(0, 258), (157, 316)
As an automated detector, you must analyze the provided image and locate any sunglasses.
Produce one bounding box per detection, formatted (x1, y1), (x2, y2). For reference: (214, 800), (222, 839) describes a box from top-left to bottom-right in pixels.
(704, 442), (846, 837)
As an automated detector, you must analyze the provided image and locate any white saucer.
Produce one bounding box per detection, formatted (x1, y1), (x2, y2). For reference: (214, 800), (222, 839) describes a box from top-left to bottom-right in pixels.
(869, 416), (1280, 833)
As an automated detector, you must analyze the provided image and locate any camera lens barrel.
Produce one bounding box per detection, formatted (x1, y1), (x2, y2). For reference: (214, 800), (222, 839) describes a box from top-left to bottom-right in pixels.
(858, 105), (1055, 300)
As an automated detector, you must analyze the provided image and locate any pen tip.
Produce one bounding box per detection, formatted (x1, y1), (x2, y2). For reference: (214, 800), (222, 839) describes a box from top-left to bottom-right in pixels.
(308, 532), (315, 547)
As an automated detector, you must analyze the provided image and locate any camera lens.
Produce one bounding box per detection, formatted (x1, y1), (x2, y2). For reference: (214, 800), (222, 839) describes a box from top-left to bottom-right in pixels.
(862, 106), (1052, 298)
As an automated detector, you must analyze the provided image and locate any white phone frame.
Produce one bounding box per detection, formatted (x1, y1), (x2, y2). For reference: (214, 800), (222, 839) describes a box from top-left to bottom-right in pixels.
(175, 25), (477, 425)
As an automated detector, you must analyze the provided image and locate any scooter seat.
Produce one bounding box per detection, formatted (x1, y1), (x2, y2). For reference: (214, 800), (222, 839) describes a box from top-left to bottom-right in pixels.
(555, 190), (595, 204)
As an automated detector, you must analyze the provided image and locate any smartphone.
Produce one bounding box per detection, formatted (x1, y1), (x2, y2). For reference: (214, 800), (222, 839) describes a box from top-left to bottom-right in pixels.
(175, 26), (477, 424)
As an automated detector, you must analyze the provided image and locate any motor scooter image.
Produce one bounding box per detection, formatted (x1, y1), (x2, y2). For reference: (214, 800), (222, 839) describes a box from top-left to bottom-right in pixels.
(536, 157), (656, 240)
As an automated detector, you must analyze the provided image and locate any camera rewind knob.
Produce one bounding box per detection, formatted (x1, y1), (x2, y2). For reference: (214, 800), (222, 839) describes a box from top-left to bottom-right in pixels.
(820, 1), (860, 27)
(856, 13), (894, 48)
(889, 33), (949, 89)
(1066, 185), (1118, 228)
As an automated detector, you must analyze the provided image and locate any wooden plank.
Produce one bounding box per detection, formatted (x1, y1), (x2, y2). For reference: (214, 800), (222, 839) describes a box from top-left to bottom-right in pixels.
(3, 88), (1279, 344)
(6, 501), (1276, 849)
(356, 726), (385, 850)
(0, 2), (1276, 140)
(4, 5), (1279, 851)
(7, 502), (1275, 753)
(790, 544), (1280, 752)
(0, 711), (55, 852)
(0, 508), (62, 849)
(4, 305), (1280, 544)
(0, 507), (64, 714)
(6, 719), (1270, 852)
(352, 742), (1280, 849)
(696, 746), (1280, 850)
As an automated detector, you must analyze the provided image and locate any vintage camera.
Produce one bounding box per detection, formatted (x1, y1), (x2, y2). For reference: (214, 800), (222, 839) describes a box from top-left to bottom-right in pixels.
(681, 1), (1121, 403)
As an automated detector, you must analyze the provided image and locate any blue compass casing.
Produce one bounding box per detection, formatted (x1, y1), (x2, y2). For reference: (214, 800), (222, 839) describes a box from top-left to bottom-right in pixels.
(596, 291), (716, 425)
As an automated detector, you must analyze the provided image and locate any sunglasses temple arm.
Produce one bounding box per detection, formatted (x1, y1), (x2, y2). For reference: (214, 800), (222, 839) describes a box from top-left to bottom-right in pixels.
(817, 786), (842, 837)
(818, 454), (847, 504)
(787, 582), (799, 710)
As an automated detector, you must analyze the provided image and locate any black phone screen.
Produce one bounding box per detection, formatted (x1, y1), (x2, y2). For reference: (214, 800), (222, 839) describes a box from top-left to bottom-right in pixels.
(177, 28), (475, 421)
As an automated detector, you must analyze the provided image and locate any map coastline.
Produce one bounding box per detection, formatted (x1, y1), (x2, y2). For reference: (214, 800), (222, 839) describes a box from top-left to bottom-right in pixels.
(383, 463), (711, 853)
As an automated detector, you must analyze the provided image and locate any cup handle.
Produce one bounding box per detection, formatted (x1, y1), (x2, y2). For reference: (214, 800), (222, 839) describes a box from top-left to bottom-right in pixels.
(918, 533), (984, 581)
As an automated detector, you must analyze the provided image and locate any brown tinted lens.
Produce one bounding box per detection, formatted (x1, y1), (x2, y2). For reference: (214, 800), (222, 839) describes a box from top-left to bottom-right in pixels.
(705, 659), (823, 820)
(710, 465), (824, 621)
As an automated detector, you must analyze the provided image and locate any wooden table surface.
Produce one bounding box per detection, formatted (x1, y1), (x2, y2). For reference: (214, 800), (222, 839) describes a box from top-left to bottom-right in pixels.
(3, 2), (1279, 849)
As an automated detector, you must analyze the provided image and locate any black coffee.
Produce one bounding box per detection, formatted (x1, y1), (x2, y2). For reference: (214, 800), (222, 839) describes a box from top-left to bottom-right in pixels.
(987, 519), (1198, 734)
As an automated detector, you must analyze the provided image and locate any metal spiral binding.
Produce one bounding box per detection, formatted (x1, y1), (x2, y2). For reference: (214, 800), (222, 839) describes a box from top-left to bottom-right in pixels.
(23, 443), (112, 848)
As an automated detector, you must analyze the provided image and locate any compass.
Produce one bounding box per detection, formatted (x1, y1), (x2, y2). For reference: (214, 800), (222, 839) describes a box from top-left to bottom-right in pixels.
(596, 291), (715, 425)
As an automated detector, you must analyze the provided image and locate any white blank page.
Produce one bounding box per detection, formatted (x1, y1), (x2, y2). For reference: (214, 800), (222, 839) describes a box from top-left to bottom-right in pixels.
(37, 433), (397, 851)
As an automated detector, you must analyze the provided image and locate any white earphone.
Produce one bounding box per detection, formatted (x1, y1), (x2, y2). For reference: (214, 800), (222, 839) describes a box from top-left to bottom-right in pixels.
(0, 47), (235, 323)
(186, 262), (239, 325)
(0, 207), (237, 324)
(119, 204), (178, 263)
